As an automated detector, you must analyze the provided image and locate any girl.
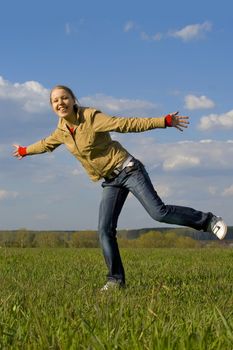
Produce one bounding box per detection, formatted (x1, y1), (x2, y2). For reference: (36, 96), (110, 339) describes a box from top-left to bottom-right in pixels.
(13, 85), (227, 291)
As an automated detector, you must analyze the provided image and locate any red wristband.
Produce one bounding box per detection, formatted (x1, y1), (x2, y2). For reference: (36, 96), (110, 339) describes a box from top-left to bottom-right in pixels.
(18, 146), (27, 156)
(165, 114), (173, 127)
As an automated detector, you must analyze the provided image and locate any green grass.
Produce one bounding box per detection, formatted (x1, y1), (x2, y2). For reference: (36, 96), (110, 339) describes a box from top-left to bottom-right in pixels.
(0, 248), (233, 349)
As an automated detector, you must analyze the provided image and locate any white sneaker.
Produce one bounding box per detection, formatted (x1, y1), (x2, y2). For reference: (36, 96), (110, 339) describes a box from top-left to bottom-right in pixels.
(208, 216), (227, 240)
(100, 280), (124, 292)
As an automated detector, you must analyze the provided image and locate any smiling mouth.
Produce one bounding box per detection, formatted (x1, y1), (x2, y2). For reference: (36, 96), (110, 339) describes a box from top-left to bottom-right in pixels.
(59, 107), (67, 112)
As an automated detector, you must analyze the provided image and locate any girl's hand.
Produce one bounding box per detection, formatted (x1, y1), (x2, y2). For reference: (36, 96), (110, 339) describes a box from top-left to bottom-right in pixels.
(169, 111), (189, 132)
(12, 144), (24, 160)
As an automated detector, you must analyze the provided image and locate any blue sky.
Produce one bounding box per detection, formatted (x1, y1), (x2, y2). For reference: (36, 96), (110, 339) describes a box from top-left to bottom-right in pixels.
(0, 0), (233, 230)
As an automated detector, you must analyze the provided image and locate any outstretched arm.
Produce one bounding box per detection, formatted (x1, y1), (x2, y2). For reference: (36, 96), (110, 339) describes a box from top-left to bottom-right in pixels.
(91, 109), (189, 133)
(12, 129), (63, 160)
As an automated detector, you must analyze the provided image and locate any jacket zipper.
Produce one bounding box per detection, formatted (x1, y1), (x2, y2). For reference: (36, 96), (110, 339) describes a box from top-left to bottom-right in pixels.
(66, 128), (103, 178)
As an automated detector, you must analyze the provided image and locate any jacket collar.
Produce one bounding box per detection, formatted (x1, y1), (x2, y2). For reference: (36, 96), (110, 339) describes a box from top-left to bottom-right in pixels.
(57, 110), (80, 132)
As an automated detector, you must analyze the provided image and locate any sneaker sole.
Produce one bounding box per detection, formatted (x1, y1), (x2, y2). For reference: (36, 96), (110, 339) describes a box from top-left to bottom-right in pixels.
(215, 225), (227, 240)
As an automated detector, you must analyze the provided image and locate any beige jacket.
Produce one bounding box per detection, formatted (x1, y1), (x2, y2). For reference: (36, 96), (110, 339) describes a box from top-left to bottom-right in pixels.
(26, 107), (167, 181)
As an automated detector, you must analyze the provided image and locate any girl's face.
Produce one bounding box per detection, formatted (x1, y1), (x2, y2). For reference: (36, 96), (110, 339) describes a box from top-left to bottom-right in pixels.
(50, 88), (75, 119)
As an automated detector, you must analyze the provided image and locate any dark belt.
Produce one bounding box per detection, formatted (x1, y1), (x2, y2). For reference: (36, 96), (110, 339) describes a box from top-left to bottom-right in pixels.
(105, 159), (135, 180)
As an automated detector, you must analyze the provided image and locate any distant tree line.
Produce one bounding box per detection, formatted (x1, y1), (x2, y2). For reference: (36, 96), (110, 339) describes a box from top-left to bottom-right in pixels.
(0, 227), (232, 248)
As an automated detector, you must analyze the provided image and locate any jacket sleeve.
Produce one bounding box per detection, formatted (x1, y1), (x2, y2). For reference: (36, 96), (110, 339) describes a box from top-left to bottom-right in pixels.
(91, 110), (166, 132)
(26, 129), (63, 155)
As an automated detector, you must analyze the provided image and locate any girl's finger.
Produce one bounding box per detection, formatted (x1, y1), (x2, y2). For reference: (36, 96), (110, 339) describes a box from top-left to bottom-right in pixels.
(175, 125), (183, 132)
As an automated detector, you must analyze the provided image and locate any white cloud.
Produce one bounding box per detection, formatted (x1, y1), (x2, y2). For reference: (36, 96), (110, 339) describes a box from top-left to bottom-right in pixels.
(0, 76), (49, 113)
(185, 94), (215, 110)
(65, 23), (71, 35)
(0, 77), (158, 117)
(137, 21), (211, 43)
(198, 110), (233, 130)
(223, 185), (233, 197)
(64, 19), (85, 36)
(161, 141), (233, 171)
(208, 186), (217, 195)
(80, 93), (158, 116)
(163, 155), (200, 171)
(34, 173), (56, 184)
(71, 168), (85, 176)
(0, 189), (19, 200)
(123, 20), (164, 41)
(199, 139), (213, 143)
(140, 31), (163, 41)
(132, 138), (233, 173)
(170, 21), (212, 42)
(124, 21), (135, 32)
(35, 213), (49, 221)
(153, 183), (172, 198)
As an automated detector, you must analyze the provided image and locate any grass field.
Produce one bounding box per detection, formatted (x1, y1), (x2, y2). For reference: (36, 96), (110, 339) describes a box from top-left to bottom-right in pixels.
(0, 248), (233, 349)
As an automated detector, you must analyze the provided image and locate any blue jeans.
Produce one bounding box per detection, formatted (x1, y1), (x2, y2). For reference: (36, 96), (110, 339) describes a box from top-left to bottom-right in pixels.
(98, 159), (213, 284)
